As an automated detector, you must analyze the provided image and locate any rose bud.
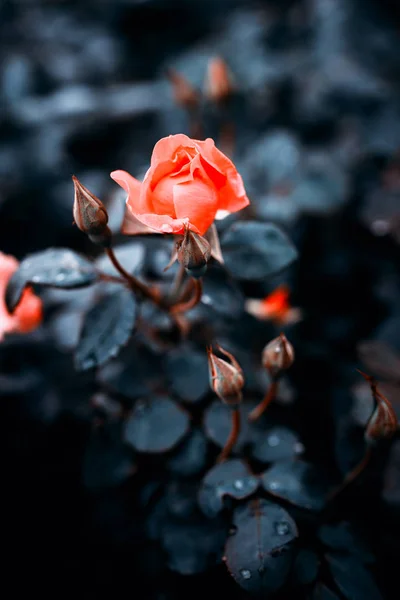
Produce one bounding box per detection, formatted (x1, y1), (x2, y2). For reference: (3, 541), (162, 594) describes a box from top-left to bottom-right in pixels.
(166, 68), (199, 110)
(365, 395), (398, 444)
(72, 176), (111, 246)
(207, 344), (244, 407)
(205, 57), (234, 105)
(262, 333), (294, 378)
(358, 372), (398, 444)
(177, 225), (211, 278)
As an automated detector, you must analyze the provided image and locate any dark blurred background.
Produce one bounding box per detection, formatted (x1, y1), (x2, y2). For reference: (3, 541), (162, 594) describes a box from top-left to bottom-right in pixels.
(1, 0), (400, 597)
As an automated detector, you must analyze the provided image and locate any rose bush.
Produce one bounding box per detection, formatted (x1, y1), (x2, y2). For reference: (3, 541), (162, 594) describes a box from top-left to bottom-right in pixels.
(111, 133), (249, 236)
(0, 252), (42, 341)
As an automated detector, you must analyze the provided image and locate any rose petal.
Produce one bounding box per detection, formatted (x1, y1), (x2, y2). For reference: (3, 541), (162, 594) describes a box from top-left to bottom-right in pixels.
(110, 170), (150, 212)
(132, 212), (191, 235)
(173, 177), (217, 236)
(150, 134), (195, 167)
(14, 287), (43, 333)
(122, 205), (159, 235)
(196, 138), (250, 212)
(0, 252), (42, 341)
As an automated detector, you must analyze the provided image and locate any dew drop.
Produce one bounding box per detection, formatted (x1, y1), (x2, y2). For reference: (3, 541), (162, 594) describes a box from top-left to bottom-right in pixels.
(55, 273), (66, 282)
(275, 521), (290, 536)
(233, 479), (244, 490)
(268, 480), (280, 490)
(240, 569), (251, 580)
(267, 433), (280, 447)
(294, 441), (304, 454)
(201, 294), (212, 305)
(31, 275), (41, 283)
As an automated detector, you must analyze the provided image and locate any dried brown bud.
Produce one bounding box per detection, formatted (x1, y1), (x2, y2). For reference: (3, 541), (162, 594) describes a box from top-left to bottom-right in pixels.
(359, 371), (398, 444)
(177, 225), (211, 278)
(262, 333), (294, 378)
(205, 57), (233, 105)
(207, 344), (244, 407)
(167, 68), (199, 110)
(72, 176), (111, 246)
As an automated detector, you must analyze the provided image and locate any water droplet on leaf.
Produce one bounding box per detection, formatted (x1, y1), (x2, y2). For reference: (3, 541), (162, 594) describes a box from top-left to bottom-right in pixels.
(268, 434), (280, 447)
(275, 521), (290, 536)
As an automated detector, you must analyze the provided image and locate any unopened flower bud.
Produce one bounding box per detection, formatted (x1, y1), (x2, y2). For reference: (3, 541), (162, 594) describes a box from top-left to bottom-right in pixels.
(167, 68), (199, 110)
(177, 225), (211, 278)
(262, 333), (294, 378)
(207, 344), (244, 407)
(72, 176), (111, 246)
(205, 57), (233, 105)
(359, 371), (398, 444)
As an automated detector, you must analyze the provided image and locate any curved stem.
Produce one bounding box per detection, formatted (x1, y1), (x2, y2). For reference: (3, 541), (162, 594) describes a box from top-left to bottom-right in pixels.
(217, 408), (241, 463)
(99, 273), (127, 285)
(167, 263), (187, 304)
(248, 379), (278, 422)
(327, 446), (373, 502)
(106, 247), (160, 304)
(170, 278), (203, 314)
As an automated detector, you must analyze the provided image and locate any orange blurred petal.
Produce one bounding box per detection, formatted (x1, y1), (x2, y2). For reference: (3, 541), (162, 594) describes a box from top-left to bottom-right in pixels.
(245, 285), (301, 325)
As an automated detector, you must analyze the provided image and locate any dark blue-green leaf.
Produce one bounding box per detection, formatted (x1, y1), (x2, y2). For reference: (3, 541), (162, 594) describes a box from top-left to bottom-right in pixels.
(6, 248), (98, 312)
(251, 427), (304, 463)
(203, 400), (261, 453)
(221, 221), (298, 281)
(292, 549), (319, 585)
(261, 460), (332, 511)
(168, 429), (209, 477)
(165, 344), (209, 403)
(326, 553), (383, 600)
(124, 396), (189, 453)
(75, 288), (137, 371)
(224, 498), (298, 594)
(198, 459), (259, 517)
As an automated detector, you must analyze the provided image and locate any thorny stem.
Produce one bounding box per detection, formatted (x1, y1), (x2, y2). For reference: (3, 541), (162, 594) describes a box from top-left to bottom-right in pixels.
(217, 408), (241, 463)
(248, 379), (278, 422)
(106, 247), (160, 304)
(170, 278), (203, 314)
(327, 446), (373, 502)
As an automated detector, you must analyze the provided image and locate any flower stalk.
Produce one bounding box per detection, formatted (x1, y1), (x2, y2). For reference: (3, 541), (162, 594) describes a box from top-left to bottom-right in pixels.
(249, 333), (294, 422)
(328, 371), (397, 501)
(217, 408), (241, 464)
